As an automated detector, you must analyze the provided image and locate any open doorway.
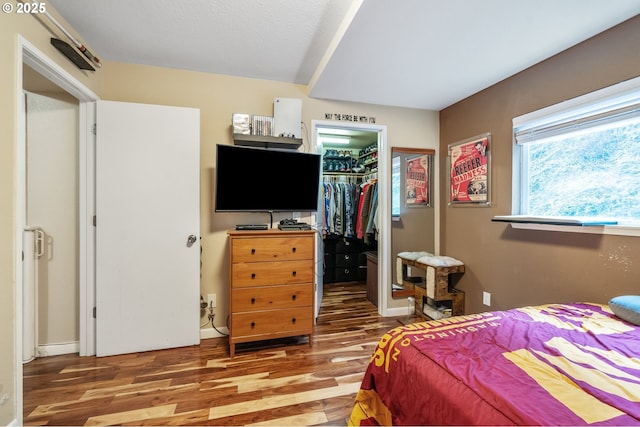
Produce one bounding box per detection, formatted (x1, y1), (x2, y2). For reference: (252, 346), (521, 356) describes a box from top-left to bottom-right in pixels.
(312, 121), (386, 315)
(22, 67), (80, 361)
(16, 38), (99, 424)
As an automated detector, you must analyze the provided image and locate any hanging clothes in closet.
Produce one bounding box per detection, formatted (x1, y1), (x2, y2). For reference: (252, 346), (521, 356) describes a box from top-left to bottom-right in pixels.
(356, 178), (378, 244)
(323, 175), (378, 242)
(323, 177), (360, 238)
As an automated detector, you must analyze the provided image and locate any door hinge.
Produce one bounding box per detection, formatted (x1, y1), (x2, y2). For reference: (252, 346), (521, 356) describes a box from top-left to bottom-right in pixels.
(93, 215), (96, 227)
(92, 123), (97, 135)
(93, 307), (97, 318)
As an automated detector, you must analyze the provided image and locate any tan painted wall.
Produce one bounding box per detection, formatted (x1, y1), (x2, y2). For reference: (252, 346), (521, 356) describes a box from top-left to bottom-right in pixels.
(101, 61), (439, 326)
(0, 4), (103, 424)
(439, 16), (640, 315)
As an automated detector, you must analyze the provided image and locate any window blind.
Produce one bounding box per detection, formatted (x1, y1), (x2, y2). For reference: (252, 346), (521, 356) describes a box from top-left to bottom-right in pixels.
(514, 102), (640, 145)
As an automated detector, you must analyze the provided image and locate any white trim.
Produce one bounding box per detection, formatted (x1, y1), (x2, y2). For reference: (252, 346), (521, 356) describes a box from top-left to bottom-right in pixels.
(200, 326), (230, 340)
(513, 75), (640, 129)
(508, 222), (640, 237)
(15, 40), (26, 427)
(511, 76), (640, 230)
(78, 103), (97, 356)
(37, 342), (80, 357)
(20, 36), (98, 102)
(311, 120), (391, 317)
(385, 306), (412, 317)
(17, 35), (100, 425)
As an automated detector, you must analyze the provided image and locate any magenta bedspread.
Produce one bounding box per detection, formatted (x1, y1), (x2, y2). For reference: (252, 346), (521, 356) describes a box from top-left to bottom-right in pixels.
(349, 303), (640, 425)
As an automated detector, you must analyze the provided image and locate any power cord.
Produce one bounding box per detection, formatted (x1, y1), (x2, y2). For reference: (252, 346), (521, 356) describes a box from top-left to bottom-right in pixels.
(200, 298), (229, 336)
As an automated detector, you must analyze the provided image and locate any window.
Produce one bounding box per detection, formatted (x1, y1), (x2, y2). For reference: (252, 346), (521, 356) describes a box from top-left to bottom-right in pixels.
(512, 76), (640, 227)
(392, 156), (401, 218)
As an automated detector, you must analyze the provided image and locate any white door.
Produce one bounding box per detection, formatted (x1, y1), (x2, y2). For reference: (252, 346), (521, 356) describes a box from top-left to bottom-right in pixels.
(95, 100), (200, 356)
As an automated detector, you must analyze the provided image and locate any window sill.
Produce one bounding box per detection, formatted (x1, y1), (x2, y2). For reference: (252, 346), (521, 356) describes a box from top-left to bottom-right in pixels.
(492, 215), (640, 237)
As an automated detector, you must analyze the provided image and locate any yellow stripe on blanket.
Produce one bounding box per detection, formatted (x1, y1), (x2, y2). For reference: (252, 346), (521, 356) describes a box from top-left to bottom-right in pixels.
(546, 336), (640, 382)
(504, 348), (624, 424)
(533, 348), (640, 403)
(516, 304), (633, 335)
(348, 389), (392, 426)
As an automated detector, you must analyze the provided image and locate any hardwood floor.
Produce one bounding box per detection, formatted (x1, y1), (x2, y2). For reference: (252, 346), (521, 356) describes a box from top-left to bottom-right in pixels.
(23, 282), (421, 426)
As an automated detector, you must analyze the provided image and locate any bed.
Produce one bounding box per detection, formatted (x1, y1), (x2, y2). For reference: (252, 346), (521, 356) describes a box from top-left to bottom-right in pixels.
(349, 302), (640, 426)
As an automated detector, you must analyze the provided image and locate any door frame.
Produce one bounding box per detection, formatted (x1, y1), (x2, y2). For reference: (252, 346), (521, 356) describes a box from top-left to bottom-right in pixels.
(311, 120), (390, 316)
(16, 35), (99, 424)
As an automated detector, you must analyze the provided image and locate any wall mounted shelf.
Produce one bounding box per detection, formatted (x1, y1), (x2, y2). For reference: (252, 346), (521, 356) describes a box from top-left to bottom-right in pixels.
(233, 134), (302, 150)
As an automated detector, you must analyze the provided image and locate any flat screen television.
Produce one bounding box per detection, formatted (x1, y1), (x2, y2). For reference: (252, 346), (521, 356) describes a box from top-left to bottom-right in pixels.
(215, 144), (322, 212)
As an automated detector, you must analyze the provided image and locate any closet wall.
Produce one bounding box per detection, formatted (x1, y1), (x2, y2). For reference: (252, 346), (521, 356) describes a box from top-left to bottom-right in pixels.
(320, 136), (378, 289)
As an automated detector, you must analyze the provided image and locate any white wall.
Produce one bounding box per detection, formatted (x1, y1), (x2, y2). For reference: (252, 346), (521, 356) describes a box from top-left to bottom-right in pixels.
(26, 91), (79, 351)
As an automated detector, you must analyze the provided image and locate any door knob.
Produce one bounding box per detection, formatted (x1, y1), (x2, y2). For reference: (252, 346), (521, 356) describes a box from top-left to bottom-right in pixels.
(186, 234), (197, 247)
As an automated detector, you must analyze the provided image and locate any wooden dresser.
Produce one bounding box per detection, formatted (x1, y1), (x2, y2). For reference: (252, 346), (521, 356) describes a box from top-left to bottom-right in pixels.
(227, 229), (315, 357)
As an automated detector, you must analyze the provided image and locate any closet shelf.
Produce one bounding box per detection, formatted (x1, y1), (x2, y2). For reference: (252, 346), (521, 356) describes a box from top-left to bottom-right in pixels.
(323, 171), (366, 177)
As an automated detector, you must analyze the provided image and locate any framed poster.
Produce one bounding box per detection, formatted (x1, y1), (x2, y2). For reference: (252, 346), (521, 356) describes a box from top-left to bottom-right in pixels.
(405, 154), (430, 206)
(448, 133), (491, 206)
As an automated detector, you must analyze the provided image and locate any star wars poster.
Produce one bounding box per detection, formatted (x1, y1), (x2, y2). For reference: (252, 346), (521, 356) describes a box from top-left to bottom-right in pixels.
(449, 134), (490, 204)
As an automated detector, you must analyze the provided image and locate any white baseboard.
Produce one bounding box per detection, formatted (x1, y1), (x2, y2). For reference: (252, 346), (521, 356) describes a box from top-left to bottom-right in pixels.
(385, 306), (414, 317)
(200, 326), (229, 340)
(37, 341), (80, 357)
(33, 332), (226, 357)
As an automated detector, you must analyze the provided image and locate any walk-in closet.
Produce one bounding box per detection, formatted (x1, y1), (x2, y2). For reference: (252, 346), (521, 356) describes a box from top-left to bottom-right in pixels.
(319, 129), (379, 306)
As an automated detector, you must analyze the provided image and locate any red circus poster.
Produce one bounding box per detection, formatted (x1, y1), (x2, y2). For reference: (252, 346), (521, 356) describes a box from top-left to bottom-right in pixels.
(406, 154), (429, 206)
(449, 135), (489, 204)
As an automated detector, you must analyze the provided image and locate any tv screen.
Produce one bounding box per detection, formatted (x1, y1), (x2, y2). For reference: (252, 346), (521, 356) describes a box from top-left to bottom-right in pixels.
(215, 144), (322, 212)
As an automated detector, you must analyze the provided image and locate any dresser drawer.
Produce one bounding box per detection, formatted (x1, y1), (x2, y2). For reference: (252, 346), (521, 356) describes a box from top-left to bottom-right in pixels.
(232, 236), (313, 262)
(232, 308), (313, 337)
(232, 284), (313, 312)
(231, 260), (313, 287)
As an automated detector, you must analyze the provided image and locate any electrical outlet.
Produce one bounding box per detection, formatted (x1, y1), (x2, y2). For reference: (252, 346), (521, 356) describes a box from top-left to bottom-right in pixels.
(207, 293), (216, 309)
(483, 291), (491, 306)
(292, 211), (301, 220)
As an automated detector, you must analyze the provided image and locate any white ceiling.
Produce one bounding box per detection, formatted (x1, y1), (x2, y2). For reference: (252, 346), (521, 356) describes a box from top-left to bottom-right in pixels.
(48, 0), (640, 111)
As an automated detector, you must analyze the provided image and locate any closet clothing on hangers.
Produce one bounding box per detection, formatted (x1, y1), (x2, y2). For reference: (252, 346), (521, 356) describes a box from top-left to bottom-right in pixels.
(323, 181), (360, 237)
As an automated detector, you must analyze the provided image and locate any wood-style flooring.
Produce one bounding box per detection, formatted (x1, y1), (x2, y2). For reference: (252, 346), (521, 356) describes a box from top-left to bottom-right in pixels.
(23, 282), (421, 426)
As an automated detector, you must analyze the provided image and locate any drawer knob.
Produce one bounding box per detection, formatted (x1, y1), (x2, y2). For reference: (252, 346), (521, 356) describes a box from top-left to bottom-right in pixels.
(251, 248), (256, 254)
(251, 298), (256, 304)
(292, 271), (297, 277)
(251, 273), (256, 279)
(292, 317), (296, 324)
(292, 294), (297, 301)
(251, 322), (256, 328)
(292, 247), (297, 253)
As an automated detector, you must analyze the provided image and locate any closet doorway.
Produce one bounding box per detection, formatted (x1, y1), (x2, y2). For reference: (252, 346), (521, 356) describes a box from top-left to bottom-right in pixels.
(313, 121), (387, 316)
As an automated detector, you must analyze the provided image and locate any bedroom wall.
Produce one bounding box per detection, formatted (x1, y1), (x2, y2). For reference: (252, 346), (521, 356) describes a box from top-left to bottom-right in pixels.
(101, 62), (439, 330)
(439, 15), (640, 315)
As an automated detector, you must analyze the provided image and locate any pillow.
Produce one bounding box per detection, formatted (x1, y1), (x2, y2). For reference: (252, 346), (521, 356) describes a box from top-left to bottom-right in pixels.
(609, 295), (640, 325)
